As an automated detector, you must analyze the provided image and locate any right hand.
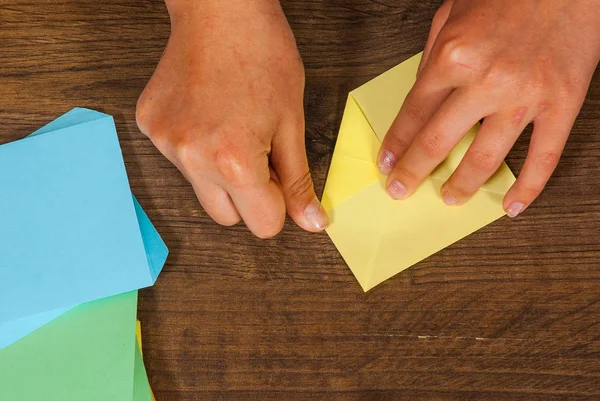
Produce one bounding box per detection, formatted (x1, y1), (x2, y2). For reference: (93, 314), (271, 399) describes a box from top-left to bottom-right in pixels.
(136, 0), (329, 238)
(378, 0), (600, 217)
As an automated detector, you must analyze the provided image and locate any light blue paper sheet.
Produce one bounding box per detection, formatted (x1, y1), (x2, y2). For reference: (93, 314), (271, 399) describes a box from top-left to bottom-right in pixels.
(0, 195), (167, 349)
(0, 307), (71, 350)
(0, 109), (168, 346)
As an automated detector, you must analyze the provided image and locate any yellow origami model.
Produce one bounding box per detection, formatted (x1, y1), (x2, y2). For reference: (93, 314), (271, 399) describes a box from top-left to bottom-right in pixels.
(322, 53), (516, 292)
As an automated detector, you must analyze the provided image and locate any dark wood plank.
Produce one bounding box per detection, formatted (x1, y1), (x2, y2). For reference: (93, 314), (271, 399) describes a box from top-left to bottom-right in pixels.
(1, 1), (600, 400)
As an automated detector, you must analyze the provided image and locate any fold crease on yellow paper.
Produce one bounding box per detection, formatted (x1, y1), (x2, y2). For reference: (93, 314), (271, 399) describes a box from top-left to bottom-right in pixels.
(322, 52), (516, 292)
(322, 96), (381, 212)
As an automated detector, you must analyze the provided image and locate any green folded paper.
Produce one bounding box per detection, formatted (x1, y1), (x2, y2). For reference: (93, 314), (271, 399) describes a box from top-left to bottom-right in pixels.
(0, 291), (152, 401)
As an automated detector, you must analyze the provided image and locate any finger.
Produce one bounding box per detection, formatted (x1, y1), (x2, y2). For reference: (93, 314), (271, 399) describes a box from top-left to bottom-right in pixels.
(418, 0), (454, 78)
(386, 88), (489, 200)
(441, 107), (533, 205)
(216, 150), (287, 238)
(137, 126), (243, 226)
(271, 120), (328, 233)
(189, 178), (241, 226)
(378, 69), (454, 175)
(230, 179), (286, 239)
(503, 111), (574, 217)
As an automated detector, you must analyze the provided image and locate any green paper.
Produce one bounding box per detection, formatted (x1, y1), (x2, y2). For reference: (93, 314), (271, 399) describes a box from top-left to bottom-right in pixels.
(134, 336), (153, 401)
(0, 291), (138, 401)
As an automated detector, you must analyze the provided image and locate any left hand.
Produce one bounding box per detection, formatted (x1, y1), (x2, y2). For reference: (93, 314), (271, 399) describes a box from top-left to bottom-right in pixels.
(377, 0), (600, 217)
(137, 0), (328, 238)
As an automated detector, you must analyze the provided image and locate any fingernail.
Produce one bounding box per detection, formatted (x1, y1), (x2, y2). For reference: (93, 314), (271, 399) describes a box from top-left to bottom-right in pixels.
(304, 198), (329, 230)
(388, 180), (408, 200)
(443, 192), (459, 206)
(378, 150), (396, 175)
(507, 202), (525, 218)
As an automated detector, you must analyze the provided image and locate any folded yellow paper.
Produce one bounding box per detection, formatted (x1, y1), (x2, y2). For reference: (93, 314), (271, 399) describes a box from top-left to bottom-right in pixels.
(322, 53), (516, 292)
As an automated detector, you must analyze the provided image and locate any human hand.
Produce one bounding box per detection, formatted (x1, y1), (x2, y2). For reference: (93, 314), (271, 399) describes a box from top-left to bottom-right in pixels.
(136, 0), (328, 238)
(378, 0), (600, 217)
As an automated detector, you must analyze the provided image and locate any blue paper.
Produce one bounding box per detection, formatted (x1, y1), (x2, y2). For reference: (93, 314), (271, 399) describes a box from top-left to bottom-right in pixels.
(0, 307), (72, 350)
(0, 108), (168, 334)
(0, 194), (168, 349)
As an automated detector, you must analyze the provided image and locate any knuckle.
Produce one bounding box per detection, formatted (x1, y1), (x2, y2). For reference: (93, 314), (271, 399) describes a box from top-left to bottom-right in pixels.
(445, 175), (472, 199)
(416, 131), (445, 158)
(135, 93), (156, 137)
(435, 37), (470, 69)
(285, 170), (314, 200)
(387, 134), (411, 153)
(135, 111), (151, 140)
(520, 184), (544, 201)
(445, 168), (480, 201)
(394, 163), (419, 184)
(535, 151), (561, 172)
(559, 73), (584, 98)
(480, 63), (515, 89)
(402, 99), (428, 124)
(468, 149), (500, 172)
(173, 132), (205, 171)
(451, 184), (472, 200)
(537, 102), (551, 116)
(135, 94), (175, 153)
(213, 148), (252, 188)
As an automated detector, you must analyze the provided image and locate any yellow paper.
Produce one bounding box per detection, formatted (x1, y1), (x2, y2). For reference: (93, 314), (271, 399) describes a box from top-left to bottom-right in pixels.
(136, 320), (143, 353)
(136, 320), (157, 401)
(323, 53), (516, 292)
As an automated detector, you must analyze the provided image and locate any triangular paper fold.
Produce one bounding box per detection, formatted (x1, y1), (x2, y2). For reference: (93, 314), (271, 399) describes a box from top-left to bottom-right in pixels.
(322, 96), (381, 211)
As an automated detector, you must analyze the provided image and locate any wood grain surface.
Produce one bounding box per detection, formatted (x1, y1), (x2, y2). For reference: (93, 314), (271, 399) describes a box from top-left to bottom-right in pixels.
(2, 1), (600, 400)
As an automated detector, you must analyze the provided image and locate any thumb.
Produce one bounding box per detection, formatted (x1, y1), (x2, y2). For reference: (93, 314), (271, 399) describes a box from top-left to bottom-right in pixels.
(271, 120), (329, 232)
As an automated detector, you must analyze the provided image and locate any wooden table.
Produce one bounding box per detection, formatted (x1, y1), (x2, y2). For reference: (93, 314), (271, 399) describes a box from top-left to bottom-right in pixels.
(2, 1), (600, 400)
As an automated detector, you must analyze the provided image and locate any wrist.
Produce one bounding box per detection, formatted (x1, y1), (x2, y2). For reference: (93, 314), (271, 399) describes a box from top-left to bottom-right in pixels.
(165, 0), (281, 24)
(164, 0), (206, 24)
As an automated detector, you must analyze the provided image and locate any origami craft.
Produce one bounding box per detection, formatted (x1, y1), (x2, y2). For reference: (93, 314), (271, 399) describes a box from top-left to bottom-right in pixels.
(0, 108), (168, 348)
(0, 108), (168, 349)
(0, 109), (166, 400)
(322, 53), (516, 291)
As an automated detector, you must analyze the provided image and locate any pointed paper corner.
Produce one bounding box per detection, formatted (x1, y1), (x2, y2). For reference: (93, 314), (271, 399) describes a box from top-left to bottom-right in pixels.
(27, 108), (113, 138)
(132, 196), (169, 284)
(332, 242), (376, 293)
(357, 275), (376, 293)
